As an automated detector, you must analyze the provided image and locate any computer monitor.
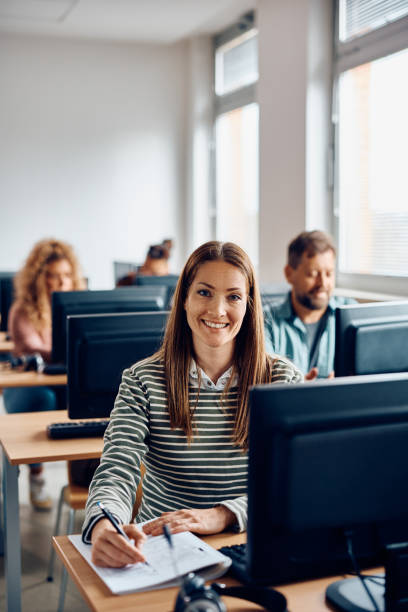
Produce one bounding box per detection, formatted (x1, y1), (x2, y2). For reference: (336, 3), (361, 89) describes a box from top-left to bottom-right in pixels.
(135, 273), (179, 287)
(113, 261), (140, 284)
(335, 301), (408, 376)
(0, 273), (15, 332)
(247, 373), (408, 592)
(136, 274), (179, 308)
(67, 311), (169, 419)
(51, 286), (167, 365)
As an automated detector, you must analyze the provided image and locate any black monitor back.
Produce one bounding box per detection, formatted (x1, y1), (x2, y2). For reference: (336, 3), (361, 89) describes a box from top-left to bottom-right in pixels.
(335, 300), (408, 376)
(52, 286), (167, 364)
(135, 274), (179, 287)
(248, 373), (408, 585)
(135, 274), (179, 308)
(67, 310), (169, 419)
(0, 273), (15, 332)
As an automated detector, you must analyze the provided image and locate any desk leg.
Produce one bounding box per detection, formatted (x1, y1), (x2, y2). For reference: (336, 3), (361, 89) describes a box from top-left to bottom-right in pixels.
(2, 450), (21, 612)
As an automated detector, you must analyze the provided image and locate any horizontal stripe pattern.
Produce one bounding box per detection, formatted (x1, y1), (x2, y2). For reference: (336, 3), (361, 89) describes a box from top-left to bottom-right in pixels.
(83, 356), (302, 542)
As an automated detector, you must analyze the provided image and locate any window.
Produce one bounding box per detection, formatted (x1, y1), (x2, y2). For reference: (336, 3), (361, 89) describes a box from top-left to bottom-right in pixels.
(215, 103), (259, 264)
(334, 1), (408, 294)
(339, 0), (408, 41)
(215, 29), (258, 96)
(213, 14), (259, 267)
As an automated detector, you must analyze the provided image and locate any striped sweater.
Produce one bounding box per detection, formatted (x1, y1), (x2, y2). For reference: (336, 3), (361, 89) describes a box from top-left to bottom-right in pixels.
(82, 356), (302, 542)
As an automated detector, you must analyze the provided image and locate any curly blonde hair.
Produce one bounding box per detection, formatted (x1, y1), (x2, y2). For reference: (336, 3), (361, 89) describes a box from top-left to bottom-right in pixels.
(14, 238), (84, 331)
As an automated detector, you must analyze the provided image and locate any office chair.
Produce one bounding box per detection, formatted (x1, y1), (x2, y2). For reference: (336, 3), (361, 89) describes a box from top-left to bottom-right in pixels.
(47, 461), (145, 612)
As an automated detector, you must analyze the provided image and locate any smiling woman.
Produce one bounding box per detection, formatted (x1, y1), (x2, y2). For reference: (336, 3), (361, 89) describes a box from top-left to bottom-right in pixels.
(82, 241), (303, 569)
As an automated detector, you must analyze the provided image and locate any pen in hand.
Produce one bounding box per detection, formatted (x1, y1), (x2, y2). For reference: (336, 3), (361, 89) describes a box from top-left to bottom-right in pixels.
(97, 501), (133, 542)
(93, 501), (146, 566)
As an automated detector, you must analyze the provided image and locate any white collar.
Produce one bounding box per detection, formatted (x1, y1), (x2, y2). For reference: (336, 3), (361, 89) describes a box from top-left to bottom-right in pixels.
(189, 360), (238, 390)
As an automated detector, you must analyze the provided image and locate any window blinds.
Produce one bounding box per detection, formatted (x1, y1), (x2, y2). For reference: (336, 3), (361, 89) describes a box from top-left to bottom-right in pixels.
(339, 0), (408, 41)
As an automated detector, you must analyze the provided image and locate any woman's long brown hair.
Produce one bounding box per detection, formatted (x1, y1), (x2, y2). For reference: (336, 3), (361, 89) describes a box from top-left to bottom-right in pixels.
(156, 241), (275, 449)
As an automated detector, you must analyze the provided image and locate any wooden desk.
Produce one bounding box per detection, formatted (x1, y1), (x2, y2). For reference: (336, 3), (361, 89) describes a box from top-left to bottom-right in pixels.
(53, 532), (337, 611)
(0, 331), (14, 353)
(0, 369), (67, 388)
(0, 410), (104, 612)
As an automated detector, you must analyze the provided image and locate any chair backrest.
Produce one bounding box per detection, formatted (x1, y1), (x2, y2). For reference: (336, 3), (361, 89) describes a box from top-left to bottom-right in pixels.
(133, 463), (146, 519)
(67, 460), (145, 519)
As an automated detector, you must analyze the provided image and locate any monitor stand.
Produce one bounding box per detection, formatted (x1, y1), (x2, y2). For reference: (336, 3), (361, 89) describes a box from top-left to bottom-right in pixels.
(326, 575), (385, 612)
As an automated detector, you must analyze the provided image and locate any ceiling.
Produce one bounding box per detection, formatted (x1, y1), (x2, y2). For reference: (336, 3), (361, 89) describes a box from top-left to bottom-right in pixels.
(0, 0), (256, 43)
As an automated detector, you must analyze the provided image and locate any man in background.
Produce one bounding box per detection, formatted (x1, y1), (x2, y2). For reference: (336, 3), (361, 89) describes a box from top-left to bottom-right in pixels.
(264, 230), (355, 379)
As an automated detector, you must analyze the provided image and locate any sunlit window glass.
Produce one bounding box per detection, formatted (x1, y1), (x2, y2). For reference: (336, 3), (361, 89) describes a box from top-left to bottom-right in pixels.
(337, 48), (408, 276)
(215, 31), (258, 96)
(215, 104), (259, 266)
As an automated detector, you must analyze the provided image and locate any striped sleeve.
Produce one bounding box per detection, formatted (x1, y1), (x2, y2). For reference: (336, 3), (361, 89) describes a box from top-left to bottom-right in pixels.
(271, 356), (304, 383)
(220, 495), (247, 532)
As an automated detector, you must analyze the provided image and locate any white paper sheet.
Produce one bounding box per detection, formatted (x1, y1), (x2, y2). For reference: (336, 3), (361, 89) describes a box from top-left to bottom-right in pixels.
(69, 531), (231, 594)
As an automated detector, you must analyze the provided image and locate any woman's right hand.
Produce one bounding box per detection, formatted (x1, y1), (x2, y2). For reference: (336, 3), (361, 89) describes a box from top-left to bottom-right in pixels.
(91, 518), (146, 567)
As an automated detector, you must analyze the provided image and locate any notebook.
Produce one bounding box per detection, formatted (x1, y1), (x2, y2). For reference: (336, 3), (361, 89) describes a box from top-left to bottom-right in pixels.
(69, 531), (231, 594)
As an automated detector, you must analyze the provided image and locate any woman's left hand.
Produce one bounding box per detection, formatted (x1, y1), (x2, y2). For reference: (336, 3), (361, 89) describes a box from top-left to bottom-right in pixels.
(142, 506), (235, 536)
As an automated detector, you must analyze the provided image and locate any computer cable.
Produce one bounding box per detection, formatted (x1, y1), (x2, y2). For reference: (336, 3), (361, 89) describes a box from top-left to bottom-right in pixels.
(348, 572), (385, 587)
(344, 529), (380, 612)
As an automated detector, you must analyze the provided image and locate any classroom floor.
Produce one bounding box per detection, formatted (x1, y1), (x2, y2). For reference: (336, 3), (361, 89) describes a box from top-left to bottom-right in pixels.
(0, 396), (90, 612)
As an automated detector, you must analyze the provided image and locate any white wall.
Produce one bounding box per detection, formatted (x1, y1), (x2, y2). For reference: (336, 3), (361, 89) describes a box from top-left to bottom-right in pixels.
(185, 36), (214, 256)
(0, 4), (334, 289)
(0, 34), (188, 288)
(257, 0), (333, 283)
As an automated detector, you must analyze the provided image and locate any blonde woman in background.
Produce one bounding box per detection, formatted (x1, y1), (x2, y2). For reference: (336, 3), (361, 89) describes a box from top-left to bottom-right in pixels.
(4, 238), (84, 509)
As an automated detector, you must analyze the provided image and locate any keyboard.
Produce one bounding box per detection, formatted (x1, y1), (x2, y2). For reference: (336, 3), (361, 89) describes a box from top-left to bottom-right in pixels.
(218, 543), (249, 583)
(46, 420), (109, 439)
